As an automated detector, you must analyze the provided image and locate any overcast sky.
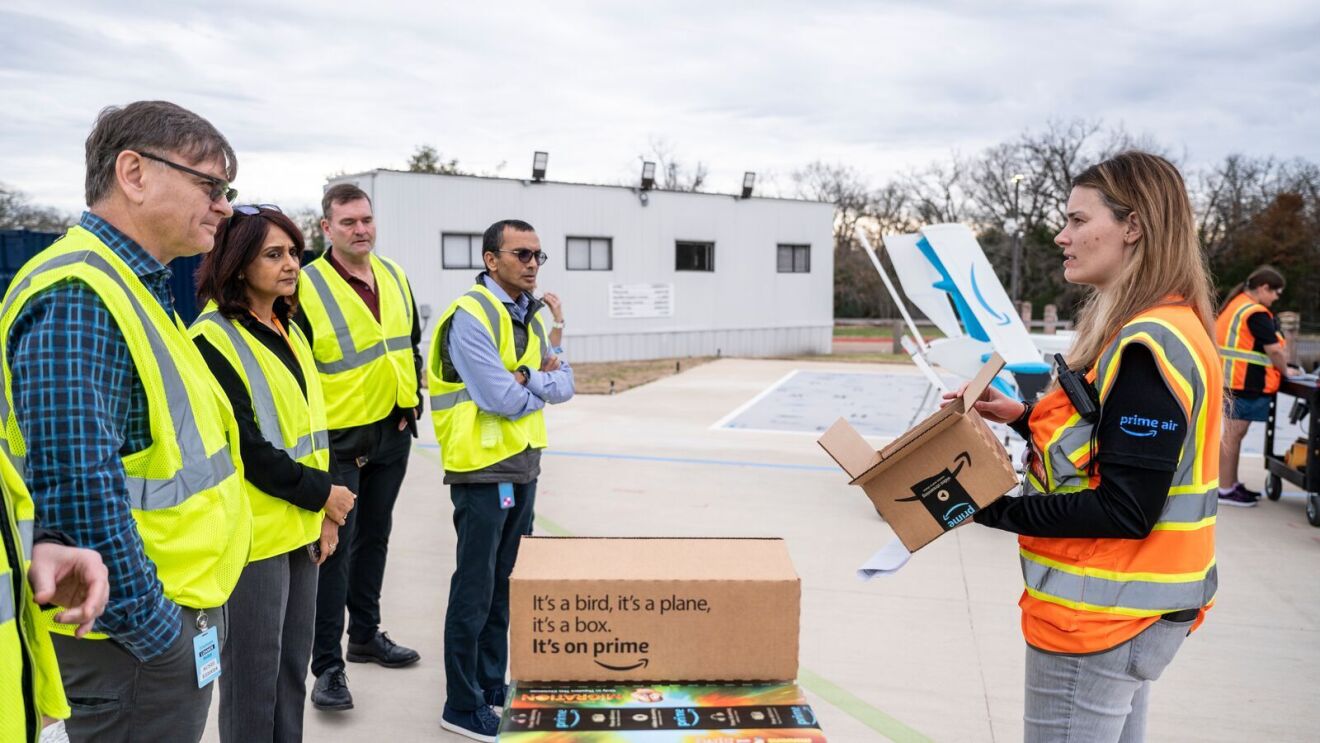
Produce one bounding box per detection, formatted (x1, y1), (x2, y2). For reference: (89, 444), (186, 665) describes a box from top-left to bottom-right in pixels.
(3, 1), (1318, 214)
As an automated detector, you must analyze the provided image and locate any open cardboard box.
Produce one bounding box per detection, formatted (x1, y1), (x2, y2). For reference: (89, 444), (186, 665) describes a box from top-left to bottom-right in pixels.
(509, 537), (800, 683)
(817, 353), (1018, 552)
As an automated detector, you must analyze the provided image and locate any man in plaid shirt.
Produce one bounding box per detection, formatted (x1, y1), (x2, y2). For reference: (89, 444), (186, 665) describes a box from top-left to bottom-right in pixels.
(2, 101), (247, 742)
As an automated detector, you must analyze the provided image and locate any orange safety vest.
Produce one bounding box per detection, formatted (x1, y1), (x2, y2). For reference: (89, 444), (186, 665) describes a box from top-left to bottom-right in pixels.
(1215, 292), (1284, 394)
(1019, 303), (1222, 654)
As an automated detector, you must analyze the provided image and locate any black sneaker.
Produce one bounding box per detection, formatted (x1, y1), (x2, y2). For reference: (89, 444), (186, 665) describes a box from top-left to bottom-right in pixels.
(1218, 485), (1259, 508)
(311, 668), (353, 711)
(346, 630), (420, 668)
(1238, 483), (1263, 499)
(440, 703), (499, 742)
(483, 684), (508, 708)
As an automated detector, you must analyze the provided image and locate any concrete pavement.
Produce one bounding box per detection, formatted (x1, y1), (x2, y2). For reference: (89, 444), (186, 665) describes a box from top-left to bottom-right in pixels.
(202, 358), (1320, 742)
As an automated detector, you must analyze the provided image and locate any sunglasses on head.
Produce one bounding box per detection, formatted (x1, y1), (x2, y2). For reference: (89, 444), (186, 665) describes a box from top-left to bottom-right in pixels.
(138, 151), (237, 203)
(497, 248), (548, 265)
(232, 204), (283, 216)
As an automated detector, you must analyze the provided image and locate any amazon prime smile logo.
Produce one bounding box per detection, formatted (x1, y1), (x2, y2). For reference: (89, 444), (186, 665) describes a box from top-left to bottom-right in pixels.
(897, 451), (980, 530)
(1119, 414), (1179, 438)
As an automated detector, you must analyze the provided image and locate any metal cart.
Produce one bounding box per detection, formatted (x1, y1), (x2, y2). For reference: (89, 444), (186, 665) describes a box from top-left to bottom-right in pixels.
(1263, 377), (1320, 526)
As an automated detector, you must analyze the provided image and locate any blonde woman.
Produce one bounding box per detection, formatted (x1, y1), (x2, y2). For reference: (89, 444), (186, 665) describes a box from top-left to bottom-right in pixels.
(947, 152), (1221, 742)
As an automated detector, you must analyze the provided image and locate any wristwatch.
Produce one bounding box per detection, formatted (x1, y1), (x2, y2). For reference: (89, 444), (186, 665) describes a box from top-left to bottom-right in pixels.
(552, 320), (565, 329)
(517, 365), (533, 383)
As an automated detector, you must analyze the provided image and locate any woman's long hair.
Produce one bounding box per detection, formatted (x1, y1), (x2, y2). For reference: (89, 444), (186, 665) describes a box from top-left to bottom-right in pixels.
(1066, 152), (1216, 370)
(1216, 265), (1285, 314)
(195, 206), (304, 319)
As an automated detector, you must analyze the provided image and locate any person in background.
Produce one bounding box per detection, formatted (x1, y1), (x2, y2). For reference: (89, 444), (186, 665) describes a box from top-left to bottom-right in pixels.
(948, 152), (1220, 742)
(192, 204), (357, 742)
(0, 457), (109, 743)
(430, 219), (575, 742)
(1215, 266), (1297, 507)
(0, 100), (251, 742)
(296, 183), (424, 712)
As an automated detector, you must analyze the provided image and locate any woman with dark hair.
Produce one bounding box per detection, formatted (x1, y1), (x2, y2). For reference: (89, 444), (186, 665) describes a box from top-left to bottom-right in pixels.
(1215, 265), (1295, 507)
(946, 152), (1221, 741)
(191, 204), (357, 742)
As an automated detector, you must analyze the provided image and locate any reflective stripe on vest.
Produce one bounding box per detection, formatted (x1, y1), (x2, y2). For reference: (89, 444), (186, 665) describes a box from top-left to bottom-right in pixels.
(302, 264), (412, 375)
(195, 311), (330, 460)
(1021, 550), (1218, 616)
(427, 289), (502, 413)
(18, 518), (31, 560)
(1218, 346), (1270, 366)
(0, 570), (13, 623)
(0, 250), (235, 511)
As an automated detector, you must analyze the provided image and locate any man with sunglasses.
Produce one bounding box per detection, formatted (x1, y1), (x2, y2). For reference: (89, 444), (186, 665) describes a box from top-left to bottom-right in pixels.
(294, 183), (425, 713)
(0, 101), (251, 742)
(429, 219), (574, 741)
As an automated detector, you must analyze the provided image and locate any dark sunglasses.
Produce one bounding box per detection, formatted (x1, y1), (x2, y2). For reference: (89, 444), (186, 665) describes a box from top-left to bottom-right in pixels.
(232, 203), (283, 216)
(139, 151), (237, 203)
(497, 248), (548, 265)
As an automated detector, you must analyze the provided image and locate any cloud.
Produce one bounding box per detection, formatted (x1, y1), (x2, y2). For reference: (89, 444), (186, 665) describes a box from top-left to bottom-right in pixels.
(2, 0), (1317, 212)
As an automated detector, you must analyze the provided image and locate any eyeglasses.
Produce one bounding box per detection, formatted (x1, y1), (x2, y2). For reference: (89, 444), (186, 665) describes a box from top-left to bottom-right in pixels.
(232, 204), (283, 216)
(497, 248), (548, 265)
(139, 151), (237, 203)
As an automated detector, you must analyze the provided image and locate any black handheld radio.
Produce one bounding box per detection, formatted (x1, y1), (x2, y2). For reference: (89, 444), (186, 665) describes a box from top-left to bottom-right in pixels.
(1054, 353), (1100, 423)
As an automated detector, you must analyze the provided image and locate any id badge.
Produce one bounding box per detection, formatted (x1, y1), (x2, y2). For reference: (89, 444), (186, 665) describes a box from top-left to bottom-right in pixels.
(498, 482), (515, 510)
(193, 626), (221, 688)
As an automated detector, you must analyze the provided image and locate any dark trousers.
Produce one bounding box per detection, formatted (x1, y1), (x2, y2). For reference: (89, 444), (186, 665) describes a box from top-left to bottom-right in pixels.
(219, 545), (318, 743)
(51, 605), (227, 743)
(444, 480), (537, 711)
(312, 425), (411, 676)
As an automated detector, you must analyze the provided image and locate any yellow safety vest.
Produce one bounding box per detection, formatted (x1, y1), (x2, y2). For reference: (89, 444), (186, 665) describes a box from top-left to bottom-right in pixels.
(296, 254), (418, 429)
(191, 302), (330, 561)
(428, 284), (548, 472)
(0, 456), (69, 741)
(0, 227), (252, 638)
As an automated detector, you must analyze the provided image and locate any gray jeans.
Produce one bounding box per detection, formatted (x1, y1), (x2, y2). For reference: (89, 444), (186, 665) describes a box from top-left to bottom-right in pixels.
(51, 605), (228, 743)
(219, 545), (318, 743)
(1025, 617), (1192, 743)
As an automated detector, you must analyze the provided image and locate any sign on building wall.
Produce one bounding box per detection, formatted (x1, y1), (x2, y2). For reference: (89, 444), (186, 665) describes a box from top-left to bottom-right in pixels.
(609, 283), (674, 319)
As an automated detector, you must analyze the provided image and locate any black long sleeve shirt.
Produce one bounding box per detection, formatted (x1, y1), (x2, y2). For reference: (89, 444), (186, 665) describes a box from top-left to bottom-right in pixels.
(974, 345), (1187, 539)
(194, 306), (332, 513)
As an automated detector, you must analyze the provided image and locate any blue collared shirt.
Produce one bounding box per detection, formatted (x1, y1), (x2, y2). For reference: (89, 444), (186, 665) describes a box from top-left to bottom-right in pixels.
(6, 212), (181, 660)
(447, 274), (575, 418)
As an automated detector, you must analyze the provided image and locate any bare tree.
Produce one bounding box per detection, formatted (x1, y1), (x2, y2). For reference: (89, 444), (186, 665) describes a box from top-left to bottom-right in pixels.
(0, 184), (73, 232)
(406, 145), (469, 175)
(641, 138), (708, 192)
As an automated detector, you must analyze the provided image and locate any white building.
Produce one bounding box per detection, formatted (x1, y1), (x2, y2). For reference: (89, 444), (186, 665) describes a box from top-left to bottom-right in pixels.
(326, 170), (835, 363)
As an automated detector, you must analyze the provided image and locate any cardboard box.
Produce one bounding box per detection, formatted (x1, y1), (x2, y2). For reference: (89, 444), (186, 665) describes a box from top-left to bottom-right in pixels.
(817, 354), (1017, 552)
(499, 681), (826, 741)
(510, 537), (800, 683)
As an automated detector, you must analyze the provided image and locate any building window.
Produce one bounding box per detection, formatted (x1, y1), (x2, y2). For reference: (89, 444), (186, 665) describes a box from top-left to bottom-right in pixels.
(777, 243), (810, 273)
(442, 232), (482, 269)
(566, 237), (613, 271)
(676, 241), (715, 272)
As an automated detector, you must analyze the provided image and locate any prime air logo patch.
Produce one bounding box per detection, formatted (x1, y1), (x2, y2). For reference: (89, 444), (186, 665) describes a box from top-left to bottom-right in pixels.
(896, 450), (979, 530)
(1118, 414), (1180, 438)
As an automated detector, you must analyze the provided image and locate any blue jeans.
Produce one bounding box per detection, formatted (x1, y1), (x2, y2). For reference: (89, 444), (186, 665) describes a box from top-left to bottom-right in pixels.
(1024, 618), (1192, 742)
(443, 480), (537, 711)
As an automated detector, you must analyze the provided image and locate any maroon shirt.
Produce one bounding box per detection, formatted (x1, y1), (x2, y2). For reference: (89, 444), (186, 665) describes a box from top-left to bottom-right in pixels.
(325, 248), (380, 322)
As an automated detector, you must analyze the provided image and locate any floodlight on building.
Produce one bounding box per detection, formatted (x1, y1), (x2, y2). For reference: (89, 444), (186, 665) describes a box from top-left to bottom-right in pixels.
(532, 151), (549, 182)
(741, 171), (756, 199)
(641, 161), (656, 190)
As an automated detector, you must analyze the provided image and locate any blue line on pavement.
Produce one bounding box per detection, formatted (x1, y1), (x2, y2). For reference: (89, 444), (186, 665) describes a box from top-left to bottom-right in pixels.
(413, 443), (835, 472)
